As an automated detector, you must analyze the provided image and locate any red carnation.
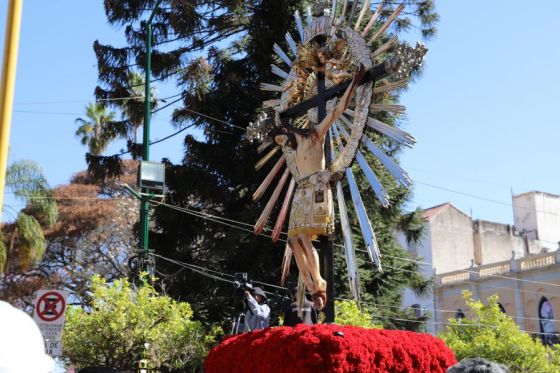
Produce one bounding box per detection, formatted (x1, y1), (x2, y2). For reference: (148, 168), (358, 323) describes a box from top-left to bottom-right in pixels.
(205, 324), (457, 373)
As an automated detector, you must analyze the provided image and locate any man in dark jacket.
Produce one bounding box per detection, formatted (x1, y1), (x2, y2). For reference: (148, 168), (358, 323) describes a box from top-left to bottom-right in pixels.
(282, 287), (317, 326)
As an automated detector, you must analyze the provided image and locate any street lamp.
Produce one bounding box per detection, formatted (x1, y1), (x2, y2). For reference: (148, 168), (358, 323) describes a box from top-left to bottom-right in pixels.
(138, 161), (165, 194)
(137, 0), (164, 277)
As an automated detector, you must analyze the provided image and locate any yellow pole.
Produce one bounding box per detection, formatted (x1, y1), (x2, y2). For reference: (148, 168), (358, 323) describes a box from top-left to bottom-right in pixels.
(0, 0), (23, 223)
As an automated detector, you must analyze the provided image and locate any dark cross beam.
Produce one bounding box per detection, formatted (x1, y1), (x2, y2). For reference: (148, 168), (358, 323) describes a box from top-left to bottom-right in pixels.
(279, 57), (398, 120)
(278, 57), (397, 321)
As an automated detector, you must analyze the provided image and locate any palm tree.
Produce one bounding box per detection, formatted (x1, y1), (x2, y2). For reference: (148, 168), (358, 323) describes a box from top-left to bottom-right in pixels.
(1, 160), (57, 272)
(117, 71), (157, 144)
(75, 102), (116, 155)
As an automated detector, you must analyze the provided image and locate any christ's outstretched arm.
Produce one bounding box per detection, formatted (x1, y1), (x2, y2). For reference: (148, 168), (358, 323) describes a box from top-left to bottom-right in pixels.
(317, 65), (367, 138)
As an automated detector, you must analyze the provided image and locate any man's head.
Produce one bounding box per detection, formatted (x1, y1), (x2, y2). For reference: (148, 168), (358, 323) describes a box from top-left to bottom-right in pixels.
(253, 287), (267, 303)
(447, 358), (510, 373)
(269, 125), (297, 149)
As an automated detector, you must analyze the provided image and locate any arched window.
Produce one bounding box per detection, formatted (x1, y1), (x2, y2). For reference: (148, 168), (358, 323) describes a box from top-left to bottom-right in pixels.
(498, 303), (506, 314)
(538, 297), (558, 345)
(455, 309), (465, 319)
(411, 304), (422, 318)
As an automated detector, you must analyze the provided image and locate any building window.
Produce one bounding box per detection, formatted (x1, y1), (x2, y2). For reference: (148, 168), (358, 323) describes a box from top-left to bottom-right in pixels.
(411, 304), (422, 318)
(455, 309), (465, 319)
(538, 297), (558, 345)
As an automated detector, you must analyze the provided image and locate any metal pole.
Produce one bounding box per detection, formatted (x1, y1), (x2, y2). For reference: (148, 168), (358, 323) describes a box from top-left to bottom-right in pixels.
(0, 0), (23, 223)
(317, 72), (335, 323)
(139, 0), (163, 275)
(142, 21), (152, 161)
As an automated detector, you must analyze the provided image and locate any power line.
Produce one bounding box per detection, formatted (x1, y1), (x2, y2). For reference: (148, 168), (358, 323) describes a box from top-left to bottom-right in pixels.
(132, 244), (560, 326)
(14, 96), (145, 106)
(416, 180), (560, 218)
(3, 196), (131, 201)
(408, 167), (512, 188)
(149, 124), (195, 146)
(150, 253), (281, 296)
(8, 193), (558, 298)
(13, 110), (82, 116)
(153, 201), (284, 242)
(7, 193), (560, 291)
(153, 200), (560, 290)
(148, 252), (556, 335)
(14, 93), (185, 107)
(179, 108), (246, 131)
(106, 123), (196, 157)
(7, 195), (560, 297)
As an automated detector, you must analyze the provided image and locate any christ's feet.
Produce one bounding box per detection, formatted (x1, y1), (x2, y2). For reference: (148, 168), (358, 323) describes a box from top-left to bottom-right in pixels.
(312, 290), (327, 311)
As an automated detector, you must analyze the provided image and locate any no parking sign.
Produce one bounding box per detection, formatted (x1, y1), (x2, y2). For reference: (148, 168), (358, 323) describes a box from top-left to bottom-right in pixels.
(33, 289), (68, 356)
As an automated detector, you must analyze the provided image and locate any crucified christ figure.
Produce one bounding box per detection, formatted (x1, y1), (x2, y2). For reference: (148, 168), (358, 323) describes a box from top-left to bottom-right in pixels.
(270, 66), (366, 310)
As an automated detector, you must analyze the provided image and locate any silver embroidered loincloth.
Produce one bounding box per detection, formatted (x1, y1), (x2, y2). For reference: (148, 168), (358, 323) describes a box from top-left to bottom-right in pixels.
(288, 170), (334, 238)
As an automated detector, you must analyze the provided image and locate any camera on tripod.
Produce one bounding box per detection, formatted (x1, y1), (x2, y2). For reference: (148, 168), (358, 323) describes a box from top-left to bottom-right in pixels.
(233, 272), (254, 299)
(231, 272), (253, 334)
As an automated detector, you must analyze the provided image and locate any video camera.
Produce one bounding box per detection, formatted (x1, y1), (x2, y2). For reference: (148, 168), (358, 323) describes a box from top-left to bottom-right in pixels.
(233, 273), (254, 300)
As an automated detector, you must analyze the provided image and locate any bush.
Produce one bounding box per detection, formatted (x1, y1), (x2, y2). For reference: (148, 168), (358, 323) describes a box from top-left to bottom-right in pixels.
(62, 275), (220, 371)
(440, 290), (559, 373)
(335, 300), (380, 328)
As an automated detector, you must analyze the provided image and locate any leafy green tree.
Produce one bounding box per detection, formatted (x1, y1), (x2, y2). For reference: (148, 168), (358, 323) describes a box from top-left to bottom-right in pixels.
(441, 290), (560, 373)
(62, 275), (219, 372)
(75, 102), (117, 156)
(91, 0), (439, 330)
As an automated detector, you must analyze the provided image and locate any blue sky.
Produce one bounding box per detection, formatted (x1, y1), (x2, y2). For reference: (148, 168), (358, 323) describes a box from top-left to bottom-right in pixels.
(1, 0), (559, 225)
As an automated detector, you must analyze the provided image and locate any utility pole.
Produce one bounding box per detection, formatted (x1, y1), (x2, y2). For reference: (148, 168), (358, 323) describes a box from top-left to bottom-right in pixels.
(138, 0), (164, 276)
(0, 0), (23, 223)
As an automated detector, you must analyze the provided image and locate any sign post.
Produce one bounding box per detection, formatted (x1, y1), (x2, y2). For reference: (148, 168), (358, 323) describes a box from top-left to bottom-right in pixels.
(33, 289), (68, 356)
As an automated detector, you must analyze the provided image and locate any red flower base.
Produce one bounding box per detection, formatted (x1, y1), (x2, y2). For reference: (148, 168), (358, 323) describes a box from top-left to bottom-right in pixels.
(205, 324), (456, 373)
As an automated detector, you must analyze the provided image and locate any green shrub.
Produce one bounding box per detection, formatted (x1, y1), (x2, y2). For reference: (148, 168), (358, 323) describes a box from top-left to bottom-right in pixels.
(335, 300), (381, 328)
(441, 290), (559, 373)
(62, 275), (220, 371)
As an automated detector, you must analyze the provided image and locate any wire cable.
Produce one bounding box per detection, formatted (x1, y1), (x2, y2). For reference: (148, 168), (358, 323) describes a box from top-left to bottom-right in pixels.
(148, 252), (556, 335)
(153, 200), (560, 290)
(416, 180), (560, 218)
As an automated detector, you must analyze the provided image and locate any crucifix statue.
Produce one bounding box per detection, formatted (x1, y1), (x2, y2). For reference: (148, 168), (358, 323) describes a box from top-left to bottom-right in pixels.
(269, 66), (366, 310)
(246, 1), (427, 319)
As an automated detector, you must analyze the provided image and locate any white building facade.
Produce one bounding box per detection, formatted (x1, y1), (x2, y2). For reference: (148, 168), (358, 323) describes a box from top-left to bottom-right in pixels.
(400, 191), (560, 343)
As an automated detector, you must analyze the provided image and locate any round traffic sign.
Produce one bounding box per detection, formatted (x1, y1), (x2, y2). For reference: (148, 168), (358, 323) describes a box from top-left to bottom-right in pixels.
(35, 291), (66, 322)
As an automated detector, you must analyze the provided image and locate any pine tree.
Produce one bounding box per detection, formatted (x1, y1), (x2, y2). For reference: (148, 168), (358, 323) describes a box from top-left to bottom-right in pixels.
(92, 0), (439, 328)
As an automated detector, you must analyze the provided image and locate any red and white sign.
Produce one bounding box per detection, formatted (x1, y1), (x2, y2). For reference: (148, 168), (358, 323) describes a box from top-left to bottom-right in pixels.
(35, 291), (66, 322)
(33, 289), (68, 356)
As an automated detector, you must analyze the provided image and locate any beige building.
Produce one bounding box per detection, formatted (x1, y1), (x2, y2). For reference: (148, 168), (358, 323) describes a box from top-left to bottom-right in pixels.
(400, 191), (560, 343)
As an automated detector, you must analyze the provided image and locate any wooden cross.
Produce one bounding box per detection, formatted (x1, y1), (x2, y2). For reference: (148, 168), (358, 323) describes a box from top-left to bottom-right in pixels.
(275, 57), (394, 322)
